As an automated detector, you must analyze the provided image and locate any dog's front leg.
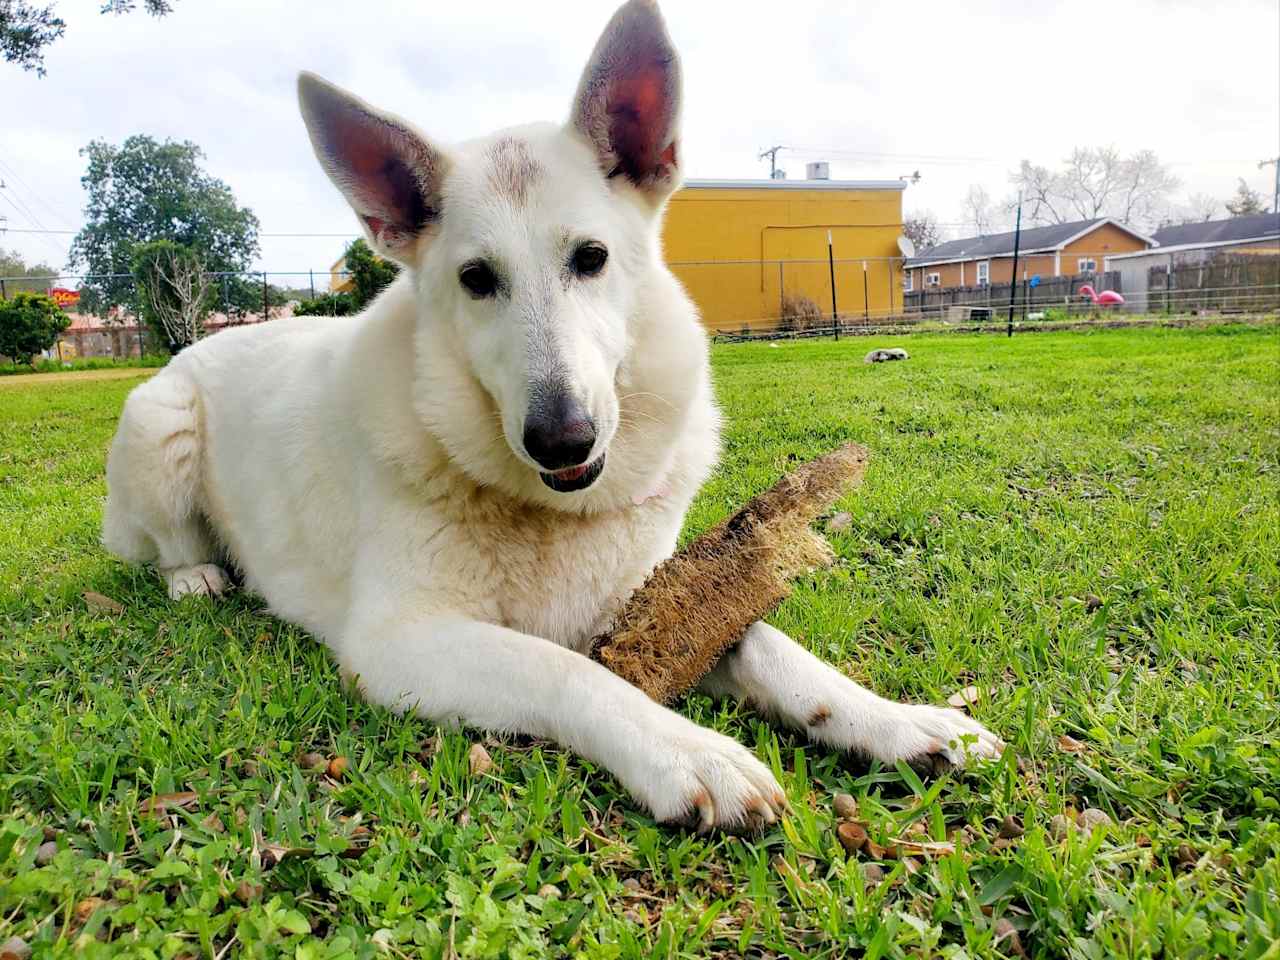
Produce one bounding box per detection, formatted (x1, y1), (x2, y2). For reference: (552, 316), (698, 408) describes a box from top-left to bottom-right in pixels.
(340, 614), (786, 832)
(698, 622), (1003, 767)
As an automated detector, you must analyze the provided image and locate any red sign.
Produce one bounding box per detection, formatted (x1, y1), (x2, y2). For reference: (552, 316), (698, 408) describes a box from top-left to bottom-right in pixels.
(48, 287), (80, 308)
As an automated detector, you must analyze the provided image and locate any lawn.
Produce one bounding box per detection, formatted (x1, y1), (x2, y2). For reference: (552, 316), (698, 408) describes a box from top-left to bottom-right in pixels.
(1, 324), (1278, 959)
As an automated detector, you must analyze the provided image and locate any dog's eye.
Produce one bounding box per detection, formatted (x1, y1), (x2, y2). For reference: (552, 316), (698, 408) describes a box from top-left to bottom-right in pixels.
(571, 243), (608, 277)
(459, 262), (499, 298)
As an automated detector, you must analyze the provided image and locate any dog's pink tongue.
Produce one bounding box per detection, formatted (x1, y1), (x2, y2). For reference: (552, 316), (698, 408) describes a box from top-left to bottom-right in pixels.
(554, 465), (588, 482)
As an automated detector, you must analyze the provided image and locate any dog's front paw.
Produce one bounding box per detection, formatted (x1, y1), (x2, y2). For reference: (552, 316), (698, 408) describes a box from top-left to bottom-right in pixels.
(870, 703), (1004, 770)
(166, 564), (230, 600)
(642, 726), (787, 834)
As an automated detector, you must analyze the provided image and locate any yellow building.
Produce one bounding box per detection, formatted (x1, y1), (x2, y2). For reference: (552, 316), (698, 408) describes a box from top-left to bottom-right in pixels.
(661, 178), (906, 334)
(330, 254), (354, 293)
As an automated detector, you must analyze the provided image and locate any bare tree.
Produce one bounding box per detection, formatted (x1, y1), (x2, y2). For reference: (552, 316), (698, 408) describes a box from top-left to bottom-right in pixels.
(1010, 147), (1179, 232)
(1168, 193), (1220, 225)
(962, 185), (998, 236)
(902, 210), (943, 253)
(135, 243), (212, 353)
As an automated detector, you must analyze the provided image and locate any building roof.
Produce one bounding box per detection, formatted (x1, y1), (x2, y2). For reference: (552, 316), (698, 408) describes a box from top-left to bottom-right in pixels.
(680, 178), (906, 192)
(1149, 212), (1279, 249)
(908, 218), (1153, 267)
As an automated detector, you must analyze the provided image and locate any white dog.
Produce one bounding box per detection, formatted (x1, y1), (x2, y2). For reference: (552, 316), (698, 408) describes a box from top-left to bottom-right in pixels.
(102, 0), (1000, 832)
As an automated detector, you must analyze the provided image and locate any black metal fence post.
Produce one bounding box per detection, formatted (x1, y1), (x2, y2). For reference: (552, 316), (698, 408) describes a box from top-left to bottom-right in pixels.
(1007, 195), (1023, 337)
(827, 231), (839, 341)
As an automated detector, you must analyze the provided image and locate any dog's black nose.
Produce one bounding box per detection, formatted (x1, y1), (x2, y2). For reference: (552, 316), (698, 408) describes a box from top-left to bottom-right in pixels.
(523, 392), (596, 471)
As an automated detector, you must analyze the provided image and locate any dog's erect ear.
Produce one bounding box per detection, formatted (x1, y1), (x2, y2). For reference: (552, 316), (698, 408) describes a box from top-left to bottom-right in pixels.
(570, 0), (681, 200)
(298, 72), (446, 263)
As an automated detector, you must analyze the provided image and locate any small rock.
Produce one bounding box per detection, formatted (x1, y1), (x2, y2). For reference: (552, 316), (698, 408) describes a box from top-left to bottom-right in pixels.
(1077, 808), (1112, 831)
(861, 862), (884, 885)
(327, 756), (349, 779)
(468, 743), (493, 776)
(0, 936), (32, 960)
(994, 918), (1026, 957)
(1048, 814), (1073, 841)
(621, 877), (643, 894)
(827, 512), (853, 533)
(997, 814), (1025, 839)
(836, 821), (868, 855)
(537, 883), (561, 899)
(832, 793), (858, 820)
(299, 752), (326, 771)
(34, 840), (58, 866)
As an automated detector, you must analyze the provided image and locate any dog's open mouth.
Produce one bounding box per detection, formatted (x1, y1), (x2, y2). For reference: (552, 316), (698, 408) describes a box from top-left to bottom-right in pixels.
(540, 454), (606, 492)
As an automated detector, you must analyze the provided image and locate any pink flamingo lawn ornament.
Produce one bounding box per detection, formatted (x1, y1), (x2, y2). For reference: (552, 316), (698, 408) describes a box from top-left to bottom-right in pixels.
(1078, 284), (1125, 307)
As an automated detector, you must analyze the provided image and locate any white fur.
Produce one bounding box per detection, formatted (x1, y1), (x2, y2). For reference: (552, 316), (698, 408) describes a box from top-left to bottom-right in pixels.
(102, 0), (999, 832)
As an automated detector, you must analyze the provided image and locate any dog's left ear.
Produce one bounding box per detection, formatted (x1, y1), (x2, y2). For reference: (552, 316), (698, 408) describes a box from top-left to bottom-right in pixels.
(570, 0), (681, 201)
(298, 72), (447, 264)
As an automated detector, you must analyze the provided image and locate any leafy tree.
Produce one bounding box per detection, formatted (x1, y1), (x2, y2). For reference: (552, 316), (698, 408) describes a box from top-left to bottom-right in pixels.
(0, 291), (70, 365)
(0, 247), (58, 294)
(2, 0), (173, 76)
(68, 136), (259, 315)
(902, 211), (942, 253)
(132, 240), (210, 353)
(294, 292), (355, 317)
(343, 239), (399, 310)
(1225, 179), (1267, 217)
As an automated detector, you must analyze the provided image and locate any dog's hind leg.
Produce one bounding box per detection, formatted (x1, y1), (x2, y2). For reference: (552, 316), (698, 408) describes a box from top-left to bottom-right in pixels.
(102, 371), (229, 600)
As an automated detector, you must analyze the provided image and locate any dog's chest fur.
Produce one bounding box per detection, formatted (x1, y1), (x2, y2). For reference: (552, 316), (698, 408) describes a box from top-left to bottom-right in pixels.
(424, 478), (688, 654)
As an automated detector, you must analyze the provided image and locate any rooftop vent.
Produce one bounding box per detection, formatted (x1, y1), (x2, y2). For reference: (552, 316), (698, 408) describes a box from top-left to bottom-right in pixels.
(805, 161), (830, 180)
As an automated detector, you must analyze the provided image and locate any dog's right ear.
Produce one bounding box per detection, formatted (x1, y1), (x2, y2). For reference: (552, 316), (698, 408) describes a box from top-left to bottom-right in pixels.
(297, 72), (446, 264)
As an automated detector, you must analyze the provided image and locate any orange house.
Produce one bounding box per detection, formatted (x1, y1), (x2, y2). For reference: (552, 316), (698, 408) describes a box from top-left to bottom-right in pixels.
(905, 218), (1153, 292)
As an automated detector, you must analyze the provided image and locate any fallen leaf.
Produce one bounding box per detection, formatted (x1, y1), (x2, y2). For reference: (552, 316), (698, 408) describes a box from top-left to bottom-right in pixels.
(82, 591), (124, 615)
(837, 821), (868, 854)
(234, 880), (263, 904)
(994, 918), (1026, 957)
(141, 791), (198, 815)
(886, 837), (956, 858)
(1057, 734), (1086, 753)
(468, 743), (493, 776)
(538, 883), (561, 899)
(201, 812), (226, 834)
(260, 843), (311, 869)
(74, 897), (107, 924)
(997, 814), (1025, 839)
(861, 862), (884, 885)
(826, 512), (853, 533)
(947, 685), (984, 708)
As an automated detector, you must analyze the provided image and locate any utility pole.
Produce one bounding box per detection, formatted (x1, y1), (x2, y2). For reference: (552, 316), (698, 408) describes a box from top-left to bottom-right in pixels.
(1260, 157), (1280, 214)
(758, 145), (785, 179)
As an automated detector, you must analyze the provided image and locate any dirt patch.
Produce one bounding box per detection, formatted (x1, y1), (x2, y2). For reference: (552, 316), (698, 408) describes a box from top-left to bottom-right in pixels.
(0, 368), (159, 388)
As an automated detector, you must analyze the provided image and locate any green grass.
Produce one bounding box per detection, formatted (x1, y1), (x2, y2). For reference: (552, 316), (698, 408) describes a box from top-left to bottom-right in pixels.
(2, 325), (1278, 958)
(0, 354), (166, 376)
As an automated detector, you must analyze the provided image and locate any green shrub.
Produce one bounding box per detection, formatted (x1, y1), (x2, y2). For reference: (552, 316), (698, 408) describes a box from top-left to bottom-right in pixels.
(0, 292), (71, 366)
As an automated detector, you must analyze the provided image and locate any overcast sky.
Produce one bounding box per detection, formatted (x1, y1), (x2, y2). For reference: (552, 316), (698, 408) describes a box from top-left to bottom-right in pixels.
(3, 0), (1277, 277)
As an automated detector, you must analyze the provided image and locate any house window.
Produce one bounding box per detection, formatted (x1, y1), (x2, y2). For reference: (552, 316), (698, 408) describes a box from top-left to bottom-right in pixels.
(1078, 257), (1097, 273)
(976, 261), (990, 286)
(903, 271), (914, 292)
(925, 273), (941, 287)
